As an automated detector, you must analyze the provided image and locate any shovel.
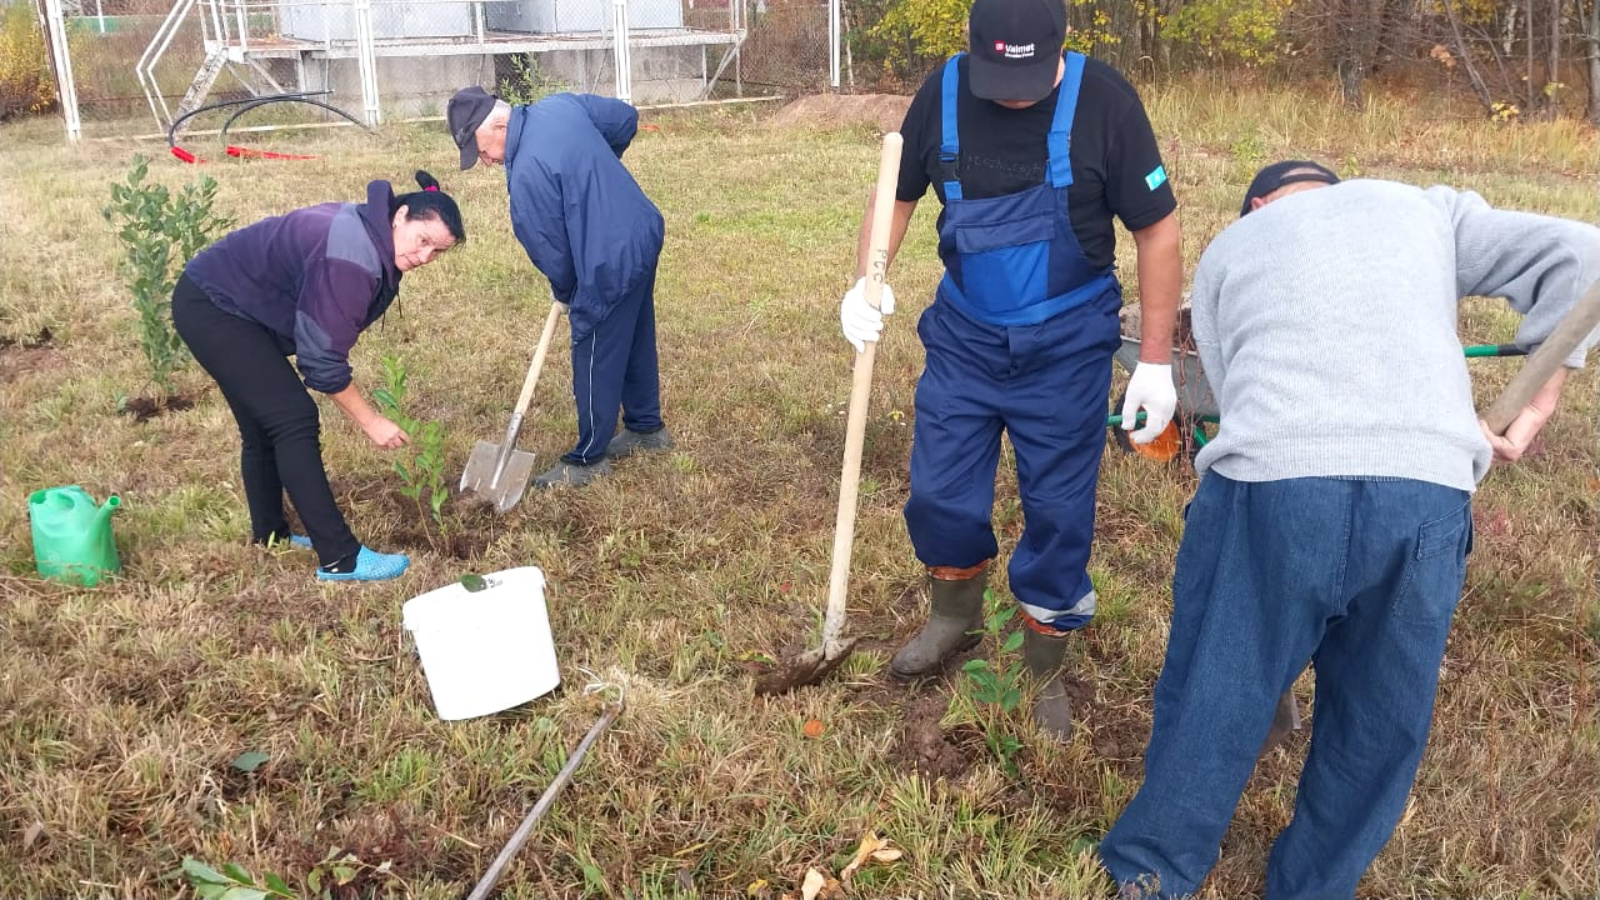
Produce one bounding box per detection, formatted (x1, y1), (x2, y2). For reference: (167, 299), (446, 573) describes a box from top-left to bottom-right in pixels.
(755, 132), (904, 695)
(461, 300), (565, 513)
(1481, 277), (1600, 434)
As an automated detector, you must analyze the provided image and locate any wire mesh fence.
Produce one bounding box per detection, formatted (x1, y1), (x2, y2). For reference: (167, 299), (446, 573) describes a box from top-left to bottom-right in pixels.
(33, 0), (842, 140)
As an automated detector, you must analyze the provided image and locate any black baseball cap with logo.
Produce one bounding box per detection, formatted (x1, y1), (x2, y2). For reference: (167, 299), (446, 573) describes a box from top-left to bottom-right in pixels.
(968, 0), (1067, 103)
(447, 86), (498, 170)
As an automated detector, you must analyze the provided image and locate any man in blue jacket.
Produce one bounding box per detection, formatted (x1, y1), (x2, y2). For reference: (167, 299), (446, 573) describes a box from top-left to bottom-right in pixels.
(448, 86), (670, 487)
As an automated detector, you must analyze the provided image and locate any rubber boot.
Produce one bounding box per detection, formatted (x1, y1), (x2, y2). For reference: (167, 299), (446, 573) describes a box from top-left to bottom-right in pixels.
(889, 563), (987, 679)
(1257, 689), (1301, 760)
(1023, 624), (1074, 742)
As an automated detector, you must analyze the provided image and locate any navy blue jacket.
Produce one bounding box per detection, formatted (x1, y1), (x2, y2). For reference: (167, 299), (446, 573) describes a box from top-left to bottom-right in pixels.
(183, 181), (402, 393)
(504, 93), (665, 342)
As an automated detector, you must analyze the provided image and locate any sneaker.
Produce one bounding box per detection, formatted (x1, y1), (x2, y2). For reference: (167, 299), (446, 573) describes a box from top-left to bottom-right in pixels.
(288, 533), (313, 550)
(534, 458), (613, 489)
(606, 426), (673, 460)
(316, 546), (410, 582)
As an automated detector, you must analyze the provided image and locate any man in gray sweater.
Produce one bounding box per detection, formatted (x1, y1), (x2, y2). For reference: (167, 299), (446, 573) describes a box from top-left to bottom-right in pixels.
(1099, 160), (1600, 899)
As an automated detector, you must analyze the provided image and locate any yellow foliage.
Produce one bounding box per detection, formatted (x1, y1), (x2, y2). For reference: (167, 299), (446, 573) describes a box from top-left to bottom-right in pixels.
(0, 1), (55, 120)
(874, 0), (1120, 67)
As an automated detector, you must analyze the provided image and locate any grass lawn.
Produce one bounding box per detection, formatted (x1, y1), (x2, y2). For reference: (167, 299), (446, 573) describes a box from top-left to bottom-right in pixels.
(1, 77), (1596, 898)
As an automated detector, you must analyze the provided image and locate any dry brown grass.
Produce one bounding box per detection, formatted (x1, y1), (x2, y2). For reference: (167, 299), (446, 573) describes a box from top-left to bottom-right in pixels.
(0, 78), (1596, 899)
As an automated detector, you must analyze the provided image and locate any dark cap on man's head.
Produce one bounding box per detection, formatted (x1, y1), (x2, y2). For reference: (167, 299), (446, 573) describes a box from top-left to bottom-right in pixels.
(447, 86), (498, 170)
(968, 0), (1066, 103)
(1240, 160), (1341, 216)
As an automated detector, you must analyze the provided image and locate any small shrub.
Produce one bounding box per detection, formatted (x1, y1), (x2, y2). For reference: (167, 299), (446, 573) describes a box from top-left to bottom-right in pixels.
(103, 155), (232, 397)
(498, 54), (568, 105)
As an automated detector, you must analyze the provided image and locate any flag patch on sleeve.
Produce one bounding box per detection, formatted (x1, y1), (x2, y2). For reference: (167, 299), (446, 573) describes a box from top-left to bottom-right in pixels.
(1145, 166), (1168, 191)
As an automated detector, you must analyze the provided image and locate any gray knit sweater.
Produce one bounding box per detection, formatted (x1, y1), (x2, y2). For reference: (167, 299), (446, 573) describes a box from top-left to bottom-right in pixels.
(1190, 179), (1600, 492)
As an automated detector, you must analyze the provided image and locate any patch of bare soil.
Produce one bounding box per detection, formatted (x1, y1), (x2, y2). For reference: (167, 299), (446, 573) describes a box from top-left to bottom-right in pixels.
(355, 483), (503, 561)
(889, 689), (980, 781)
(0, 327), (64, 378)
(120, 393), (198, 422)
(770, 93), (913, 133)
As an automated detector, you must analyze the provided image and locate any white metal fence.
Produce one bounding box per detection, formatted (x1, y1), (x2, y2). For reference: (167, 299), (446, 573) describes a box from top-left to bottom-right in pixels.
(36, 0), (841, 141)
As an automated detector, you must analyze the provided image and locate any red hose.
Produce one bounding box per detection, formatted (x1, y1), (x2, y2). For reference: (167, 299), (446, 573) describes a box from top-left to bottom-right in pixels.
(226, 145), (318, 160)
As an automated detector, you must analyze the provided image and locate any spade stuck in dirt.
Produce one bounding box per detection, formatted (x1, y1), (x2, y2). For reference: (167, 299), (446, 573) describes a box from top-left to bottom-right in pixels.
(755, 132), (903, 695)
(460, 299), (565, 512)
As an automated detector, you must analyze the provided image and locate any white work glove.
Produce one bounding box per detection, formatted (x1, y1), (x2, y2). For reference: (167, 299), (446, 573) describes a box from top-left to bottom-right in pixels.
(840, 276), (896, 354)
(1121, 362), (1177, 444)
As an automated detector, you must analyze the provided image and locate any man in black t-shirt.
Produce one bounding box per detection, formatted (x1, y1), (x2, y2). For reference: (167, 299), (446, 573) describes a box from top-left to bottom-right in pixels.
(837, 0), (1181, 741)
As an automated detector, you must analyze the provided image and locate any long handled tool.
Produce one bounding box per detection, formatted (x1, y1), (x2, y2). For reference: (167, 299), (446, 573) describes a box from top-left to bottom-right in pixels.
(1481, 277), (1600, 434)
(461, 301), (565, 513)
(755, 133), (904, 696)
(465, 701), (622, 900)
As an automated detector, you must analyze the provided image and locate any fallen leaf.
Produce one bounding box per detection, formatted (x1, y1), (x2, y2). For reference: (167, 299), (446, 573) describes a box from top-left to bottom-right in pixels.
(802, 719), (826, 739)
(800, 867), (826, 900)
(841, 831), (901, 883)
(746, 878), (770, 897)
(232, 750), (269, 773)
(676, 867), (696, 892)
(21, 821), (44, 851)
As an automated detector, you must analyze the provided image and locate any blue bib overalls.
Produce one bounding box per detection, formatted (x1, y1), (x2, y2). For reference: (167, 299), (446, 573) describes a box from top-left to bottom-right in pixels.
(904, 51), (1123, 631)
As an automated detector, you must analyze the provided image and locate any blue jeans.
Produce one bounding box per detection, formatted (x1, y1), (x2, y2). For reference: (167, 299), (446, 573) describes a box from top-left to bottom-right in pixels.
(1101, 474), (1472, 899)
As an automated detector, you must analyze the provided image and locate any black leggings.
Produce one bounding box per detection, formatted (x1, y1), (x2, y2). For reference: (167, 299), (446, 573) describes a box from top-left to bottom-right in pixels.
(172, 274), (361, 567)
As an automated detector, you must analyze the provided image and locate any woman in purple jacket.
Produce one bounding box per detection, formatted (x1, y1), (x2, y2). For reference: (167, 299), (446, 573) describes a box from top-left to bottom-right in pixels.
(173, 171), (464, 582)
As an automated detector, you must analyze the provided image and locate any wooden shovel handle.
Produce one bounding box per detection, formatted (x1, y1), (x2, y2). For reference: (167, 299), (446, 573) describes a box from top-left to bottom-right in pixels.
(1481, 278), (1600, 434)
(822, 133), (903, 654)
(513, 301), (565, 417)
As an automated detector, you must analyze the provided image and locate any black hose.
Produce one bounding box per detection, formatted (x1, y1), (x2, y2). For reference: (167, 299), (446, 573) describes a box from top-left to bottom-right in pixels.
(166, 90), (332, 147)
(219, 95), (368, 140)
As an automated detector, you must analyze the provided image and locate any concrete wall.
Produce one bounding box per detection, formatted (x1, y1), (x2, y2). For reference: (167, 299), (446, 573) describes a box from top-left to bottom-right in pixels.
(276, 45), (708, 120)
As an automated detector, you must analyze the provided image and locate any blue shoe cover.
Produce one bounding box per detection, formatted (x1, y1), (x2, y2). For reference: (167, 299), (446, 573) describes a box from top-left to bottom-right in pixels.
(316, 546), (410, 582)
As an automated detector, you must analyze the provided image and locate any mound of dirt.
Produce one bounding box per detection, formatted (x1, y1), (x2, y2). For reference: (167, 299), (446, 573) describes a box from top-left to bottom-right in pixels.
(770, 93), (912, 134)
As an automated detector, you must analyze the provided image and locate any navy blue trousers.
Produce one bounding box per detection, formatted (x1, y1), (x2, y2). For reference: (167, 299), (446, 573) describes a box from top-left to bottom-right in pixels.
(563, 270), (664, 465)
(1101, 474), (1473, 899)
(904, 288), (1121, 630)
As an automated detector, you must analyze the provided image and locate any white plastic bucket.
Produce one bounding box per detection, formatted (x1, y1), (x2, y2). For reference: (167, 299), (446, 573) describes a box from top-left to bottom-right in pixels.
(402, 566), (561, 720)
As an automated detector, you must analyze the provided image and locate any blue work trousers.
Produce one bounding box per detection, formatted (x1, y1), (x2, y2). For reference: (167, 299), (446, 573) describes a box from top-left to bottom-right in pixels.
(903, 289), (1120, 630)
(564, 271), (664, 465)
(1101, 474), (1473, 899)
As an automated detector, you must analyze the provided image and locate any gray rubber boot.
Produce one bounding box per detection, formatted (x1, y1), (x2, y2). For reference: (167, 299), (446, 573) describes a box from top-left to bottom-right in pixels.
(1257, 689), (1301, 759)
(889, 568), (987, 679)
(606, 426), (673, 460)
(1023, 626), (1074, 742)
(533, 458), (613, 489)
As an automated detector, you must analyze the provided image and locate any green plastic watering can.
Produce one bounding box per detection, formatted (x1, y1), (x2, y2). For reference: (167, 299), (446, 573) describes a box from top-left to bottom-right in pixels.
(29, 485), (122, 587)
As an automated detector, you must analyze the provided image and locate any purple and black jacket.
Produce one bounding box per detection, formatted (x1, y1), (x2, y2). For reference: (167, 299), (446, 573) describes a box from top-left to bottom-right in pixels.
(182, 180), (402, 393)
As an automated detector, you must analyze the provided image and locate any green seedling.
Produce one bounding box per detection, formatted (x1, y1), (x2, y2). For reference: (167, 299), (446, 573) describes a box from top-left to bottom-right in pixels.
(958, 590), (1028, 776)
(373, 354), (449, 540)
